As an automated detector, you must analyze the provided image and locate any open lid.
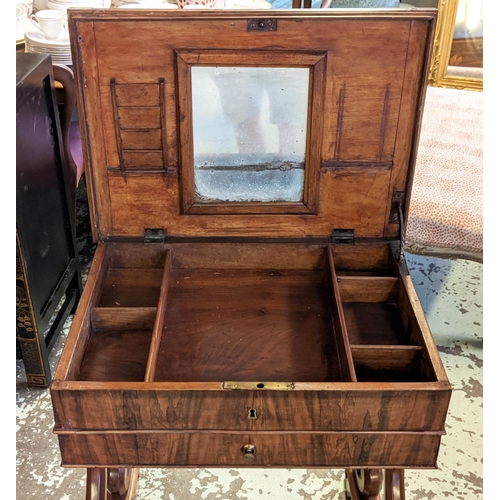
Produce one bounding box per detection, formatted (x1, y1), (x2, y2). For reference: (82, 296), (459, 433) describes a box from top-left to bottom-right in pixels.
(69, 8), (436, 242)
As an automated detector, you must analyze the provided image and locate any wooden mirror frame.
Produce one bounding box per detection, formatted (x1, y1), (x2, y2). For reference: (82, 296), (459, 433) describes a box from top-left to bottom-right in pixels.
(176, 49), (327, 216)
(428, 0), (483, 91)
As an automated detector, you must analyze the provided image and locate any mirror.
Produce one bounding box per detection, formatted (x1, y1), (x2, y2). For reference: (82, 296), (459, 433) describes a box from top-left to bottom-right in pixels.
(191, 66), (310, 203)
(429, 0), (483, 91)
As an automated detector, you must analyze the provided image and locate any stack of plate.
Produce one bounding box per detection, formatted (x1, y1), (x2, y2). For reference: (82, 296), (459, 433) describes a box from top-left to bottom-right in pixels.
(16, 1), (34, 47)
(24, 29), (72, 66)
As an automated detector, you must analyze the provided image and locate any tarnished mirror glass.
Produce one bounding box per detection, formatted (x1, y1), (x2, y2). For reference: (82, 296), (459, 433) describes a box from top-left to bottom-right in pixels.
(191, 66), (310, 203)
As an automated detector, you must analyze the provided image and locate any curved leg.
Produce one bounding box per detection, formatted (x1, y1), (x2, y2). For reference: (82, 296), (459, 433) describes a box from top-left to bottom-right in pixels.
(86, 468), (107, 500)
(86, 468), (139, 500)
(385, 469), (405, 500)
(346, 469), (405, 500)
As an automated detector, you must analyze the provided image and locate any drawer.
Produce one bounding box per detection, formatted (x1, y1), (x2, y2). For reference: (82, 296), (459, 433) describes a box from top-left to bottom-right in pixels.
(58, 431), (442, 468)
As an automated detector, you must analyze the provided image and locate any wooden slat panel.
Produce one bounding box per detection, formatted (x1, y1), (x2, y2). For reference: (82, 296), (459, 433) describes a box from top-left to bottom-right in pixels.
(114, 84), (160, 107)
(351, 346), (423, 377)
(91, 307), (157, 330)
(330, 243), (390, 272)
(337, 276), (399, 302)
(120, 130), (162, 150)
(107, 242), (168, 269)
(58, 431), (442, 468)
(51, 387), (450, 432)
(170, 243), (327, 270)
(118, 107), (161, 129)
(327, 247), (357, 382)
(145, 250), (171, 381)
(122, 150), (163, 168)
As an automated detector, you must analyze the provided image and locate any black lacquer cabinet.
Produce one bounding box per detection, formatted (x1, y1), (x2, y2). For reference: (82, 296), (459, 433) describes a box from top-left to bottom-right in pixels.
(16, 53), (82, 387)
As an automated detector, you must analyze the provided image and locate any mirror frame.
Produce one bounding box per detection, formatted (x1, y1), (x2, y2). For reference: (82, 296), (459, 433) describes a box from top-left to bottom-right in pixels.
(428, 0), (483, 91)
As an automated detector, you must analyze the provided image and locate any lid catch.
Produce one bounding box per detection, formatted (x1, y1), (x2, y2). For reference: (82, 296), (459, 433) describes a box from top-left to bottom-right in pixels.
(144, 228), (167, 244)
(389, 191), (405, 261)
(331, 229), (355, 244)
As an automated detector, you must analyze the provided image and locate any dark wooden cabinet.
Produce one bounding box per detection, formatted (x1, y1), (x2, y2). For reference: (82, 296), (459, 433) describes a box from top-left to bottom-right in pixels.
(50, 10), (451, 499)
(16, 53), (82, 388)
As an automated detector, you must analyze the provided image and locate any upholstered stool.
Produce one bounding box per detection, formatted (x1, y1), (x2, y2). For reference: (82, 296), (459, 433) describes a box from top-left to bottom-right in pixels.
(406, 86), (483, 262)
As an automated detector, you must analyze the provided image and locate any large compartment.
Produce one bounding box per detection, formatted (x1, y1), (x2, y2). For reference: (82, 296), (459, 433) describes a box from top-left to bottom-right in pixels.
(73, 242), (438, 385)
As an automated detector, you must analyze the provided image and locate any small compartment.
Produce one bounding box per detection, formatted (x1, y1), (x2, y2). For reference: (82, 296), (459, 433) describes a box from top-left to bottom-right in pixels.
(329, 247), (438, 383)
(76, 307), (156, 381)
(76, 329), (152, 381)
(75, 243), (170, 381)
(351, 345), (426, 382)
(338, 276), (410, 345)
(96, 243), (169, 308)
(97, 268), (165, 307)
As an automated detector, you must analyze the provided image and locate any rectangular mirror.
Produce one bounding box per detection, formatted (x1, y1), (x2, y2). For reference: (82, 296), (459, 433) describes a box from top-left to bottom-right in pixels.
(191, 66), (310, 203)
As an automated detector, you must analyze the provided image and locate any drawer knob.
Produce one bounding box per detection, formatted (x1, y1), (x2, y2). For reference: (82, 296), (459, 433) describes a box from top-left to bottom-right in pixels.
(241, 444), (256, 461)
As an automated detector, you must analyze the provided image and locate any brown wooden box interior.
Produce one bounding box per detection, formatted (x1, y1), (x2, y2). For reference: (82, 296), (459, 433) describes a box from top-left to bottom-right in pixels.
(75, 242), (437, 385)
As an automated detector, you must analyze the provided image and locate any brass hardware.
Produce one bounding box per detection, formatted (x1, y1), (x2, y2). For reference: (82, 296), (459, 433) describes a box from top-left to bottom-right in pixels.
(242, 444), (256, 461)
(223, 381), (295, 390)
(331, 229), (354, 244)
(247, 19), (277, 32)
(144, 228), (167, 243)
(247, 408), (258, 419)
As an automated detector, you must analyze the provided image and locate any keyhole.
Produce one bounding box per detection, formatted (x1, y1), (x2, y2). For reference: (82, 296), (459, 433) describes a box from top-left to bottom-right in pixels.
(247, 408), (257, 419)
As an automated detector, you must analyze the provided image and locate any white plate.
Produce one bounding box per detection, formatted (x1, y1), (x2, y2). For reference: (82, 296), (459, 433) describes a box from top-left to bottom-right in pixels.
(16, 17), (33, 43)
(24, 29), (71, 46)
(16, 4), (30, 22)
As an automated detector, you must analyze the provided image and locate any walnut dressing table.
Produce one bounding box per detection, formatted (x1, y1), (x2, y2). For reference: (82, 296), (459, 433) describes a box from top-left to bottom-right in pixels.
(50, 8), (451, 499)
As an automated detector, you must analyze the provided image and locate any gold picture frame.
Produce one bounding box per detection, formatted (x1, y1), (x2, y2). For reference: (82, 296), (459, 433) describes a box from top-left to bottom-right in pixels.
(428, 0), (483, 91)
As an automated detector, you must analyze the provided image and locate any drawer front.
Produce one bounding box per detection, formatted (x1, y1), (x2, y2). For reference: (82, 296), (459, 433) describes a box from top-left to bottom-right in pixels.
(52, 388), (450, 433)
(58, 431), (441, 468)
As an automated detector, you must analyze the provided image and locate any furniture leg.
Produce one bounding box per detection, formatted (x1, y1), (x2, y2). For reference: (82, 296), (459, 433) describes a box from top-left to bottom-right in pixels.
(86, 468), (139, 500)
(385, 469), (405, 500)
(346, 469), (405, 500)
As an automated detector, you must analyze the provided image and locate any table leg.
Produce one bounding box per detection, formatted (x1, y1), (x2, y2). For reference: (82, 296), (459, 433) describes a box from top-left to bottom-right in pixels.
(346, 469), (404, 500)
(86, 468), (139, 500)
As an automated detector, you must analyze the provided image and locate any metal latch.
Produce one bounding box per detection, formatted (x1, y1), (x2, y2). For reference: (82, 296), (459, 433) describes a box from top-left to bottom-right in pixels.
(143, 228), (167, 243)
(247, 19), (277, 32)
(389, 191), (405, 261)
(331, 229), (354, 244)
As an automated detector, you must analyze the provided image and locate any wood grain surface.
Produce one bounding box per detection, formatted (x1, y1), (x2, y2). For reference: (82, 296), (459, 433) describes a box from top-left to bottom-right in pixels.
(58, 430), (442, 468)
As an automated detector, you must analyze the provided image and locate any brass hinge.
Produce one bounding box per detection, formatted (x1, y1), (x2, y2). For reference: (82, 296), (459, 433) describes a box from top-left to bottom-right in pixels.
(143, 228), (167, 243)
(331, 229), (355, 244)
